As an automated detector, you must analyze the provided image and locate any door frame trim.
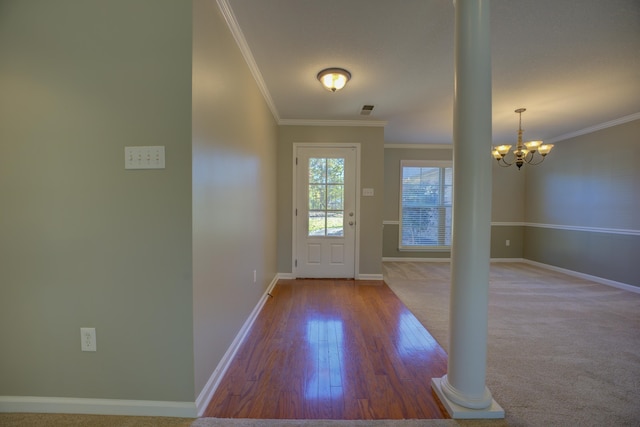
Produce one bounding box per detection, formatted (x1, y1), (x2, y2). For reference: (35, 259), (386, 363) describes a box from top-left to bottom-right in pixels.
(292, 142), (361, 279)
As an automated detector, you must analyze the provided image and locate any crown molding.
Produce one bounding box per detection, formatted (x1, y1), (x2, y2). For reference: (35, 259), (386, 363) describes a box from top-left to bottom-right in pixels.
(384, 143), (452, 149)
(547, 112), (640, 144)
(278, 119), (387, 127)
(216, 0), (280, 122)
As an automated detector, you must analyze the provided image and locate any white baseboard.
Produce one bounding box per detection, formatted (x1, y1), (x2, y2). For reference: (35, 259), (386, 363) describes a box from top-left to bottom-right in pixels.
(357, 274), (383, 280)
(383, 257), (526, 263)
(194, 274), (279, 416)
(522, 259), (639, 294)
(383, 257), (451, 262)
(277, 272), (383, 280)
(0, 396), (197, 418)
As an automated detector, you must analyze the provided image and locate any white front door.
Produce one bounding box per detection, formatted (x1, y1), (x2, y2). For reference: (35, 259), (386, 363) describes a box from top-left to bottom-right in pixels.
(294, 146), (357, 278)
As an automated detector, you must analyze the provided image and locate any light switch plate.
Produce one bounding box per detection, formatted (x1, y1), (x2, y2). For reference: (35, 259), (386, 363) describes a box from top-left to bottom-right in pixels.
(362, 188), (374, 196)
(125, 146), (165, 169)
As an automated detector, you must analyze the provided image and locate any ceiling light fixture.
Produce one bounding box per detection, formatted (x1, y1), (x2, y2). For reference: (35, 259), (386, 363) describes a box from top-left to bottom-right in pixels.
(317, 68), (351, 92)
(492, 108), (554, 169)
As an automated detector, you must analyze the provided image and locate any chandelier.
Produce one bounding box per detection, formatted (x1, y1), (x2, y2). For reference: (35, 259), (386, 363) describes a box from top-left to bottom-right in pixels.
(492, 108), (554, 169)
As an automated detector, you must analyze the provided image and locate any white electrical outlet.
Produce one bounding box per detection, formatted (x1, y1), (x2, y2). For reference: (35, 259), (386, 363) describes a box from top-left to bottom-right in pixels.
(506, 239), (511, 247)
(81, 327), (97, 352)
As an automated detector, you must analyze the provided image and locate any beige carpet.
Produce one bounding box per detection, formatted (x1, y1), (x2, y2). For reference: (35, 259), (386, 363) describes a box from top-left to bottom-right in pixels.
(383, 262), (640, 427)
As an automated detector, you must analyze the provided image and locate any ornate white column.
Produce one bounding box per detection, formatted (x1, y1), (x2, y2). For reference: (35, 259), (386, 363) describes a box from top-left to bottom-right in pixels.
(431, 0), (504, 419)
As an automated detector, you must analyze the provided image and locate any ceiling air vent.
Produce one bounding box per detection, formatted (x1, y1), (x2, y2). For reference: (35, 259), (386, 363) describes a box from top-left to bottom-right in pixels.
(360, 105), (375, 116)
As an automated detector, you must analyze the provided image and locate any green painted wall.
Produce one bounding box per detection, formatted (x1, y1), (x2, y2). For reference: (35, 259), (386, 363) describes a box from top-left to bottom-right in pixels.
(0, 0), (280, 406)
(192, 0), (278, 397)
(0, 0), (194, 400)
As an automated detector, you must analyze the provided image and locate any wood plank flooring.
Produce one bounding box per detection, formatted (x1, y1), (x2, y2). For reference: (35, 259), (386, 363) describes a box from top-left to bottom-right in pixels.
(204, 279), (449, 420)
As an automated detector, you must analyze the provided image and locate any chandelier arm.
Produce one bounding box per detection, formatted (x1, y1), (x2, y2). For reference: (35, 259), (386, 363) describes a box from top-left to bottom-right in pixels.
(497, 154), (514, 167)
(523, 150), (535, 164)
(524, 152), (546, 165)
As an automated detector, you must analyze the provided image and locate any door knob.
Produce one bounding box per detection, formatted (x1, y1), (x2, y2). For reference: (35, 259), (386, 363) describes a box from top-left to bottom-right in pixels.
(349, 221), (354, 226)
(349, 212), (354, 217)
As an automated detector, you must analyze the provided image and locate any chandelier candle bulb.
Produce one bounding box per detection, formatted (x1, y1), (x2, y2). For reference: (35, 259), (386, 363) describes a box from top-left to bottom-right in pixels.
(496, 145), (511, 155)
(524, 140), (542, 151)
(538, 144), (554, 155)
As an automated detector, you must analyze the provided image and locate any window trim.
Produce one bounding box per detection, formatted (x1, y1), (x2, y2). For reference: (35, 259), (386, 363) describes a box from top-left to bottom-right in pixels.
(398, 160), (453, 251)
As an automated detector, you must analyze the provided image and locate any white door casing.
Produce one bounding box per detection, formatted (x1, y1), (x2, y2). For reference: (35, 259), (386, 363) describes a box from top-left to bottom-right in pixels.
(293, 144), (358, 278)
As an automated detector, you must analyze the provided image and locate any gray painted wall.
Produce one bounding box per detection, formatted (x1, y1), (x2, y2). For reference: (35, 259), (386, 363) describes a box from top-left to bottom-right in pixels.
(525, 119), (640, 230)
(524, 227), (639, 286)
(192, 0), (278, 397)
(277, 126), (384, 275)
(524, 119), (640, 287)
(0, 0), (194, 400)
(383, 146), (525, 259)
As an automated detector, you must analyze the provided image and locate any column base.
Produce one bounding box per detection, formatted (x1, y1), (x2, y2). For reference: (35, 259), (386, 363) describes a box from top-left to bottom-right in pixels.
(431, 377), (505, 419)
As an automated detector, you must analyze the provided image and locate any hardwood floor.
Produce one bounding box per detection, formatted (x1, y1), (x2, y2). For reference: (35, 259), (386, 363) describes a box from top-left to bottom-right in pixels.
(204, 279), (449, 420)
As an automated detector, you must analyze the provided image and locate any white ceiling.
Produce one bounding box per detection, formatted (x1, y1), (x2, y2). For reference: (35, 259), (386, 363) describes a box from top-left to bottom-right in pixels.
(223, 0), (640, 145)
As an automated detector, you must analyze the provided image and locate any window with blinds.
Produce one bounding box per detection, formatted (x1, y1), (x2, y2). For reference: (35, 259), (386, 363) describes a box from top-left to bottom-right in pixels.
(399, 160), (453, 250)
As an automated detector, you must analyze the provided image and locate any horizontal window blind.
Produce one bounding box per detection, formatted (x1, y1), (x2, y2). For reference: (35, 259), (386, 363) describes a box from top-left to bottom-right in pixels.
(400, 161), (452, 249)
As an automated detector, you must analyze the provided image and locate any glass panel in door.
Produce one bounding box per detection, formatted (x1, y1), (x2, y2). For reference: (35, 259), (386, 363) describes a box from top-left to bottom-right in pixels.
(308, 157), (345, 237)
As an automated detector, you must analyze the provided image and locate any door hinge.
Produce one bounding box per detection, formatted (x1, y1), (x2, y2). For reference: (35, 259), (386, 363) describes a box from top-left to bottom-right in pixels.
(295, 259), (298, 267)
(295, 208), (298, 216)
(295, 157), (298, 165)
